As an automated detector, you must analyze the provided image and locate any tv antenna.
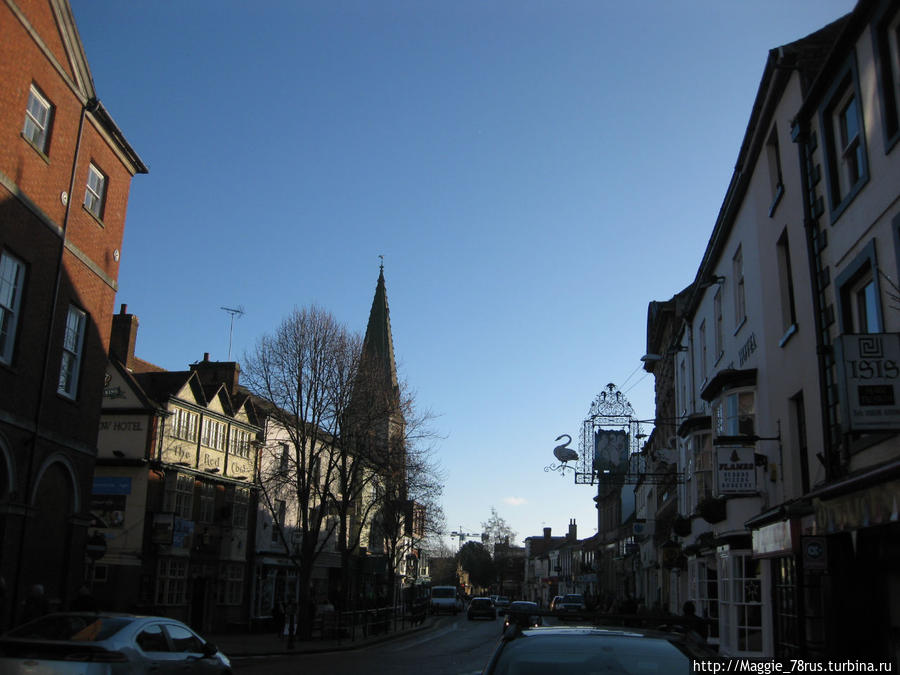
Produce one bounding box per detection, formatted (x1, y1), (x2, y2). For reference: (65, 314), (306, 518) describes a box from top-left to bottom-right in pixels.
(221, 305), (244, 359)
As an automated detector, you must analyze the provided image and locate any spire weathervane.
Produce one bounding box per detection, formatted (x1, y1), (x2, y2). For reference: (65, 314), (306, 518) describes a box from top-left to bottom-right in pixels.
(378, 254), (384, 271)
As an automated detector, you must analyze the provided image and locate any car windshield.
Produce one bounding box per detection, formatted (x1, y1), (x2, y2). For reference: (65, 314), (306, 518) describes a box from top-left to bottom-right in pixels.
(472, 599), (492, 608)
(432, 588), (455, 599)
(562, 595), (582, 602)
(5, 615), (132, 642)
(490, 633), (693, 675)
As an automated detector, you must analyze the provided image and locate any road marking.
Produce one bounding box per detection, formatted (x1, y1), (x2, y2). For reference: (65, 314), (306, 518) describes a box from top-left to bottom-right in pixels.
(388, 621), (459, 651)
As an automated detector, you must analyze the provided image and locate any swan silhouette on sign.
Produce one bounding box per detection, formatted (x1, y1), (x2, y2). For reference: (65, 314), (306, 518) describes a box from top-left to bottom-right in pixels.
(552, 434), (578, 464)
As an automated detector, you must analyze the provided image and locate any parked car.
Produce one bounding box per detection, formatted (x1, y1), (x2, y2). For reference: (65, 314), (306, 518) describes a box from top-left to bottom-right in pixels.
(482, 625), (718, 674)
(0, 612), (232, 674)
(467, 597), (497, 621)
(429, 586), (462, 615)
(493, 596), (511, 615)
(501, 601), (542, 632)
(549, 595), (564, 612)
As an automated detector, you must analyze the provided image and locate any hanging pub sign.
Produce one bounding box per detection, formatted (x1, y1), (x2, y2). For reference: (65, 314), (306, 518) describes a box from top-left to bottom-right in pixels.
(835, 333), (900, 432)
(716, 446), (756, 494)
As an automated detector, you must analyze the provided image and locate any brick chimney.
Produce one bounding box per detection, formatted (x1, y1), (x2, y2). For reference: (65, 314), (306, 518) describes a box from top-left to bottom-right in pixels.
(189, 352), (241, 396)
(543, 527), (551, 541)
(109, 304), (138, 369)
(567, 519), (577, 542)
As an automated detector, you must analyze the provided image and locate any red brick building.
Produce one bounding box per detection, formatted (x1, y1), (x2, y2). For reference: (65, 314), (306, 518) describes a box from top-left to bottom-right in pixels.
(0, 0), (146, 628)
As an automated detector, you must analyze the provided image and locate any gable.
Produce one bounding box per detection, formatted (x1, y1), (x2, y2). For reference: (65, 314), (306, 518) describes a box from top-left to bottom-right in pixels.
(206, 390), (226, 416)
(101, 362), (149, 410)
(173, 379), (202, 407)
(9, 0), (95, 99)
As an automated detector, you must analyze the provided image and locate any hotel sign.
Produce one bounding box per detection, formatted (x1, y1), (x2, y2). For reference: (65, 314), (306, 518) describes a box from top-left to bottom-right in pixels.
(835, 334), (900, 432)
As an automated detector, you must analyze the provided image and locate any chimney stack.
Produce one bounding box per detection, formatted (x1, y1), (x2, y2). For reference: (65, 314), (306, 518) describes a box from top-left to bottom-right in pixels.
(110, 304), (139, 369)
(567, 519), (577, 542)
(543, 527), (551, 541)
(190, 354), (241, 396)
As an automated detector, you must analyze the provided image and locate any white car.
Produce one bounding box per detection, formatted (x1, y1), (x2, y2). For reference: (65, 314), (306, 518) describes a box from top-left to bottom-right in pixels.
(0, 612), (231, 674)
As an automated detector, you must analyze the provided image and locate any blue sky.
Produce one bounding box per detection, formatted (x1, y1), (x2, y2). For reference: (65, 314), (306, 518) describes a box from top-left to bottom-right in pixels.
(71, 0), (855, 547)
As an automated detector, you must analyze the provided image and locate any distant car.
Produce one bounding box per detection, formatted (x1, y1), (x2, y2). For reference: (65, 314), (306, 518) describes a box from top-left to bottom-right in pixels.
(467, 597), (497, 621)
(0, 612), (232, 674)
(482, 625), (718, 674)
(502, 601), (542, 632)
(558, 593), (586, 613)
(549, 595), (564, 611)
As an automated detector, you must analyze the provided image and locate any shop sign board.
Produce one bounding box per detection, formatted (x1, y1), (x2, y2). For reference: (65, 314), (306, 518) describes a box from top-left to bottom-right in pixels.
(716, 446), (756, 494)
(835, 333), (900, 432)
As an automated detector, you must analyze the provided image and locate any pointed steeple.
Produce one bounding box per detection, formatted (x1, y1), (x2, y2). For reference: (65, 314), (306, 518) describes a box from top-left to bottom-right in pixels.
(361, 262), (400, 403)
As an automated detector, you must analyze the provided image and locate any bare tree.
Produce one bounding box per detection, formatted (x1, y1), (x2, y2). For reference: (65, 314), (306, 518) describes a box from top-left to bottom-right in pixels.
(481, 508), (517, 553)
(242, 305), (360, 638)
(366, 384), (445, 604)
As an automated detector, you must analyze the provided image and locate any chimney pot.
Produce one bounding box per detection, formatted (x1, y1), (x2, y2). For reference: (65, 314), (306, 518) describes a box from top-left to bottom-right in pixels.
(203, 352), (210, 362)
(120, 304), (127, 314)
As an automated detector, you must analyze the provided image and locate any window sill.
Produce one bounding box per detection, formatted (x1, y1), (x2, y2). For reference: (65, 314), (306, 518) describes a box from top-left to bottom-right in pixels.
(733, 316), (747, 337)
(768, 184), (784, 218)
(21, 133), (50, 164)
(778, 323), (798, 348)
(82, 203), (106, 228)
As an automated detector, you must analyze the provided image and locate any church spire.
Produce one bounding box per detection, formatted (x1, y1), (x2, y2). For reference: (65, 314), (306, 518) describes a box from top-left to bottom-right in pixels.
(361, 262), (399, 403)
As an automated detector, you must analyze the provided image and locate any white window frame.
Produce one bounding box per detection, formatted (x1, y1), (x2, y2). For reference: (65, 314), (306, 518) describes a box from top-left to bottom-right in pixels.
(776, 229), (797, 339)
(23, 85), (52, 153)
(713, 389), (756, 439)
(172, 473), (194, 519)
(232, 487), (249, 529)
(84, 163), (107, 219)
(171, 407), (198, 442)
(0, 252), (25, 365)
(733, 246), (746, 329)
(717, 552), (764, 656)
(835, 88), (864, 195)
(714, 288), (724, 361)
(847, 273), (881, 334)
(699, 320), (707, 383)
(217, 563), (243, 606)
(198, 481), (215, 523)
(58, 305), (86, 399)
(155, 558), (188, 606)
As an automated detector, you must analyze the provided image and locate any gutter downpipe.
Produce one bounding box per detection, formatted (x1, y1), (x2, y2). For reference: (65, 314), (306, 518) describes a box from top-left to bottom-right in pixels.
(12, 97), (99, 624)
(792, 119), (836, 484)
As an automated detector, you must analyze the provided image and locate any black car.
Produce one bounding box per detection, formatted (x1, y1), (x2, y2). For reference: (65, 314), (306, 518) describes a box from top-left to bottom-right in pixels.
(501, 601), (542, 632)
(483, 625), (718, 674)
(467, 597), (497, 621)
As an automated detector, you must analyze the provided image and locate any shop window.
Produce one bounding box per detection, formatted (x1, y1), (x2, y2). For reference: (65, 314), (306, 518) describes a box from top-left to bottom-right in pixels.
(718, 552), (763, 655)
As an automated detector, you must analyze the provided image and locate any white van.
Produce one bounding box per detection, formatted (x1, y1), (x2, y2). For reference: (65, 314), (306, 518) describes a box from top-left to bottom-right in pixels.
(430, 586), (462, 615)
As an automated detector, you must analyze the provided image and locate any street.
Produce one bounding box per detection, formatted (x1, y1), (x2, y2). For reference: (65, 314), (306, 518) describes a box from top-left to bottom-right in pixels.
(232, 614), (507, 675)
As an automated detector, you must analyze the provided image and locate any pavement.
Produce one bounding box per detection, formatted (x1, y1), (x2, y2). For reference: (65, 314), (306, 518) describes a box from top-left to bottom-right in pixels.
(209, 614), (440, 658)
